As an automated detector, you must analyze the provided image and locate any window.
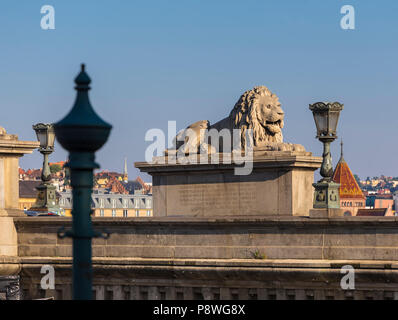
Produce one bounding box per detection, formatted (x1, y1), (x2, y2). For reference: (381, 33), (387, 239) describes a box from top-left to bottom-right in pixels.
(100, 209), (104, 217)
(123, 209), (128, 217)
(112, 209), (116, 217)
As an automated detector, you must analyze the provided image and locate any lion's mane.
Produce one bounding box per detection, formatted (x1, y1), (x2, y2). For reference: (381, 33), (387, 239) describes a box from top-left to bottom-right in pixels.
(229, 86), (283, 148)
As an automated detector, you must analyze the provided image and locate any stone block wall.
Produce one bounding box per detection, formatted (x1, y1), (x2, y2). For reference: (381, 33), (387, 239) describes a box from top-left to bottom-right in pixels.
(13, 216), (398, 261)
(11, 216), (398, 300)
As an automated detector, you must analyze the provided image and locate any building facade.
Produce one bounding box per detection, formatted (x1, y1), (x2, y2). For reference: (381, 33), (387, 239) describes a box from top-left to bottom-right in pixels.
(18, 180), (41, 211)
(366, 194), (394, 216)
(59, 189), (153, 217)
(394, 192), (398, 215)
(332, 142), (366, 216)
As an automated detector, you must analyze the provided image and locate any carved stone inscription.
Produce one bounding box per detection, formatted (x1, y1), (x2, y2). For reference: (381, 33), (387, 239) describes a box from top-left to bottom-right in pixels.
(167, 182), (258, 216)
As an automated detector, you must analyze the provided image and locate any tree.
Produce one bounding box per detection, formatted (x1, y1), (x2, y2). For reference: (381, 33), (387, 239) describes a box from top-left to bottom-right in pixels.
(63, 167), (70, 186)
(50, 164), (62, 174)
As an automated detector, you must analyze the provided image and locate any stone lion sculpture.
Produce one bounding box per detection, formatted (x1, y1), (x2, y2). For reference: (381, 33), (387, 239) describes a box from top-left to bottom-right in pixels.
(167, 86), (305, 154)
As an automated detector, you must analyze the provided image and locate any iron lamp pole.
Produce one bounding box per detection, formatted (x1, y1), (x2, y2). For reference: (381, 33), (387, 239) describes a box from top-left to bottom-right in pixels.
(54, 64), (112, 300)
(31, 123), (59, 213)
(309, 102), (343, 209)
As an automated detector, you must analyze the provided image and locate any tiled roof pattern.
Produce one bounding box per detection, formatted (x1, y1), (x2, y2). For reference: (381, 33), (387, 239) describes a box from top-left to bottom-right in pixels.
(356, 208), (387, 216)
(332, 157), (365, 200)
(19, 180), (41, 198)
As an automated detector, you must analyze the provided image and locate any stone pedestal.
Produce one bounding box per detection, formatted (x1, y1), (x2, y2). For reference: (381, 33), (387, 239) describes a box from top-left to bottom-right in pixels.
(30, 183), (59, 213)
(312, 180), (340, 209)
(136, 151), (322, 217)
(0, 128), (38, 285)
(0, 129), (39, 217)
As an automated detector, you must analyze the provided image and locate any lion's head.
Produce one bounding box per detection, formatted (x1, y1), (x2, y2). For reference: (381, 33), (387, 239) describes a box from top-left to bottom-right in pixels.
(230, 86), (284, 146)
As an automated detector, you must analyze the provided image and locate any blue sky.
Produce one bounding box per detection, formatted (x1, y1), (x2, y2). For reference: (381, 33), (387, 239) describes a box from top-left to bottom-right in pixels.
(1, 0), (398, 181)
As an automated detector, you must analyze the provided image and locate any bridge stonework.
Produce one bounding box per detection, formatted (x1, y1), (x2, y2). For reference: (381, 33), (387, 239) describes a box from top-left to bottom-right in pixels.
(9, 216), (398, 300)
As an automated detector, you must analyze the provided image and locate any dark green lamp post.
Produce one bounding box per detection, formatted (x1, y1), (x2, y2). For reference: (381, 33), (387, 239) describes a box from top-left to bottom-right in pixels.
(309, 102), (343, 209)
(31, 123), (60, 213)
(55, 64), (112, 300)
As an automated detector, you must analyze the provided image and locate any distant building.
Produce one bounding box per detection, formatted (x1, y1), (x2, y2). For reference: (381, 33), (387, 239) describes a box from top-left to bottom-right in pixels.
(366, 194), (394, 216)
(18, 180), (41, 210)
(59, 189), (153, 217)
(394, 192), (398, 213)
(123, 176), (152, 194)
(105, 176), (129, 194)
(19, 168), (41, 181)
(19, 161), (67, 192)
(19, 158), (153, 216)
(357, 208), (387, 216)
(332, 141), (366, 216)
(18, 180), (61, 211)
(391, 180), (398, 188)
(94, 166), (151, 195)
(330, 142), (396, 217)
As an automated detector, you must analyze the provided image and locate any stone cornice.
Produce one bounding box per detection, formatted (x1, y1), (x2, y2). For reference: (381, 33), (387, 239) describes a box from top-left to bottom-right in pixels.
(0, 138), (39, 155)
(13, 215), (398, 228)
(135, 152), (322, 173)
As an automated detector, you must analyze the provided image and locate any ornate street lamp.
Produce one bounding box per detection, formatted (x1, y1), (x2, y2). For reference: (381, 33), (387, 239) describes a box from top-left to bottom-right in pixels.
(309, 102), (343, 209)
(31, 123), (60, 213)
(55, 64), (112, 300)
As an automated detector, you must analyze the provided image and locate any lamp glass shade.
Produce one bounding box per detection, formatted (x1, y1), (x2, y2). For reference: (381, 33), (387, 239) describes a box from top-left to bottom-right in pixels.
(36, 129), (48, 148)
(328, 111), (340, 135)
(313, 111), (328, 136)
(47, 127), (55, 148)
(33, 124), (55, 149)
(309, 102), (343, 138)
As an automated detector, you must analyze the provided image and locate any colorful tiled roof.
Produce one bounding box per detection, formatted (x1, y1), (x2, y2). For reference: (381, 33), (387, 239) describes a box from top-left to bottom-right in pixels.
(19, 180), (41, 198)
(357, 208), (386, 216)
(332, 141), (365, 200)
(105, 176), (129, 194)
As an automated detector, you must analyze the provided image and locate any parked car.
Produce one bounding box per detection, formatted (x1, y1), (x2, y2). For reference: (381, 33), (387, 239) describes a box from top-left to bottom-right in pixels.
(24, 210), (62, 217)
